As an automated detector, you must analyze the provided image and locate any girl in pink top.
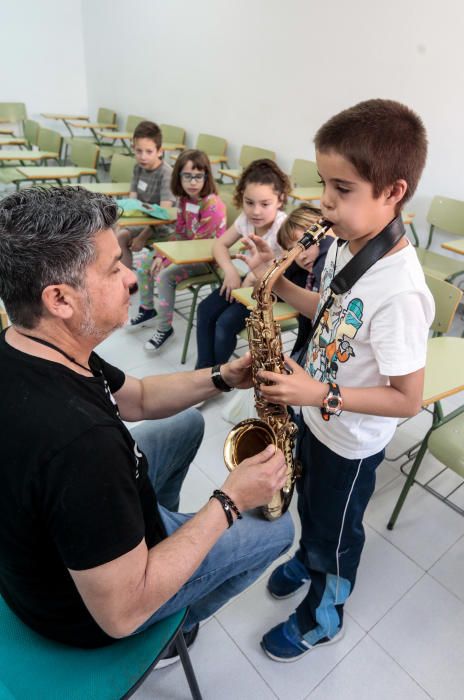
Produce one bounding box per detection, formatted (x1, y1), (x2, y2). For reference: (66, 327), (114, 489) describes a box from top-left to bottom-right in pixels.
(128, 149), (226, 351)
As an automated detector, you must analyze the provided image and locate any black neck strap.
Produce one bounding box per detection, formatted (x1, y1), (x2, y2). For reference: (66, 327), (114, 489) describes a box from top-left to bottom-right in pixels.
(308, 215), (405, 346)
(16, 332), (93, 373)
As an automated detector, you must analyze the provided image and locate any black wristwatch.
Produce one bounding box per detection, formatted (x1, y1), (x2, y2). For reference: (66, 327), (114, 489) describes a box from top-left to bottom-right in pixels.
(211, 365), (233, 392)
(321, 382), (343, 421)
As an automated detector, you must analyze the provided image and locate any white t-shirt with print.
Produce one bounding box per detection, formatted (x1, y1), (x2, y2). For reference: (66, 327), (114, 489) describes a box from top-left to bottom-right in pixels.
(302, 240), (435, 460)
(232, 210), (286, 275)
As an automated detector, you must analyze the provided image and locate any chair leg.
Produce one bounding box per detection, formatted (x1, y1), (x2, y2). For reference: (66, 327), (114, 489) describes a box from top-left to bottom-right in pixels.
(387, 438), (429, 530)
(175, 632), (203, 700)
(181, 286), (201, 365)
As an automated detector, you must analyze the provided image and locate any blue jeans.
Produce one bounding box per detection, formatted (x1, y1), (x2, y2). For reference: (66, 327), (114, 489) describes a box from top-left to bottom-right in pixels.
(292, 414), (384, 644)
(131, 409), (294, 632)
(196, 288), (250, 368)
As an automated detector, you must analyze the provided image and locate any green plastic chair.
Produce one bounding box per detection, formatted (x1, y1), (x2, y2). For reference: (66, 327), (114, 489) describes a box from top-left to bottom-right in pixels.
(160, 123), (186, 152)
(289, 159), (323, 202)
(170, 133), (228, 166)
(0, 128), (62, 188)
(0, 596), (202, 699)
(413, 196), (464, 283)
(109, 153), (136, 183)
(99, 115), (148, 161)
(22, 119), (40, 149)
(218, 144), (276, 184)
(68, 139), (100, 182)
(0, 103), (27, 124)
(387, 274), (464, 530)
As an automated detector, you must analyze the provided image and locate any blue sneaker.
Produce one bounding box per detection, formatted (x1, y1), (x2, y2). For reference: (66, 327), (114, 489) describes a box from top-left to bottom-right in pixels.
(267, 556), (310, 599)
(127, 306), (157, 332)
(261, 613), (344, 663)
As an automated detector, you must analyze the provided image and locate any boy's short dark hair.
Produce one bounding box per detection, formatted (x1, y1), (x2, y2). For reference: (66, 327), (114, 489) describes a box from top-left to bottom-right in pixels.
(133, 121), (162, 149)
(171, 149), (217, 198)
(314, 99), (427, 206)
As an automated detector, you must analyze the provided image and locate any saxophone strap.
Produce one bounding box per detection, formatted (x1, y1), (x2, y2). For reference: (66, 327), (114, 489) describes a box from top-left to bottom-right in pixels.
(306, 215), (406, 348)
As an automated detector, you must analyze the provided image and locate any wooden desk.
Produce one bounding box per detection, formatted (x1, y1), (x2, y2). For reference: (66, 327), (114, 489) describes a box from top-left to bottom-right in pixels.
(0, 128), (16, 136)
(68, 121), (117, 130)
(152, 238), (242, 264)
(232, 286), (298, 322)
(441, 238), (464, 255)
(41, 113), (89, 120)
(16, 166), (95, 182)
(0, 150), (58, 162)
(118, 208), (177, 228)
(0, 137), (26, 147)
(218, 167), (240, 182)
(163, 142), (185, 152)
(422, 337), (464, 406)
(69, 182), (132, 196)
(95, 130), (132, 154)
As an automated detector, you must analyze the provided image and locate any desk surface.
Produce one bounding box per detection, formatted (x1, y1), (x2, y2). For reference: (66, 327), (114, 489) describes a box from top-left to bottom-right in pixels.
(68, 121), (117, 130)
(231, 286), (298, 321)
(118, 208), (177, 228)
(441, 238), (464, 255)
(41, 113), (89, 120)
(0, 137), (26, 146)
(96, 130), (132, 140)
(0, 150), (58, 162)
(423, 337), (464, 406)
(0, 128), (15, 135)
(152, 239), (242, 264)
(16, 166), (91, 180)
(70, 182), (132, 196)
(163, 142), (185, 152)
(218, 168), (240, 181)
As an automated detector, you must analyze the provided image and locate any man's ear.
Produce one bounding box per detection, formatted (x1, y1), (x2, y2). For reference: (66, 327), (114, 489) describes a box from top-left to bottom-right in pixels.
(41, 284), (77, 320)
(385, 179), (408, 206)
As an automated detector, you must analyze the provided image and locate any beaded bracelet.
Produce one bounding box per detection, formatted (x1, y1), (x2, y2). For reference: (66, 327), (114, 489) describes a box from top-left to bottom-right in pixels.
(210, 489), (242, 528)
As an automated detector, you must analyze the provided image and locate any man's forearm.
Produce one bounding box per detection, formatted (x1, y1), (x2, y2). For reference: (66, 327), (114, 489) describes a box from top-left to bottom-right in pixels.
(140, 368), (220, 418)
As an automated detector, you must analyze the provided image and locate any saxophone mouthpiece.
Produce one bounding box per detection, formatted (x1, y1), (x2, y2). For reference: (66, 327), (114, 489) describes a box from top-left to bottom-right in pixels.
(299, 219), (333, 250)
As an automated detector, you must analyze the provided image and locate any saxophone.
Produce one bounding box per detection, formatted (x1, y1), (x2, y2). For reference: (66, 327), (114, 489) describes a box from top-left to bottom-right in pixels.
(223, 219), (333, 520)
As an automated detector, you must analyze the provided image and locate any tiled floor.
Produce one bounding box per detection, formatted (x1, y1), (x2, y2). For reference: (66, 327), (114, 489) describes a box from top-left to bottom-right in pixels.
(93, 289), (464, 700)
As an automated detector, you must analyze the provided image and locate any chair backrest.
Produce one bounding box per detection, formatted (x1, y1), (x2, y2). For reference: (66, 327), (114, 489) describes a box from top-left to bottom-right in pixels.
(425, 195), (464, 249)
(110, 153), (136, 182)
(290, 158), (319, 187)
(196, 133), (227, 157)
(160, 123), (185, 145)
(220, 189), (239, 227)
(96, 107), (117, 126)
(239, 144), (276, 169)
(0, 594), (190, 700)
(0, 102), (27, 122)
(37, 127), (62, 155)
(425, 273), (463, 335)
(23, 119), (40, 148)
(69, 138), (100, 169)
(125, 114), (148, 133)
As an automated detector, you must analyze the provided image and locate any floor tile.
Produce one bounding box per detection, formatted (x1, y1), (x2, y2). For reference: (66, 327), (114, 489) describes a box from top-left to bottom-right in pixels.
(371, 574), (464, 700)
(429, 534), (464, 603)
(308, 635), (429, 700)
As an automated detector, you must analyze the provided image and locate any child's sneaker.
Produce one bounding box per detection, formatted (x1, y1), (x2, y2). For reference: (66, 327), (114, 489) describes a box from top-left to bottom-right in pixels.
(267, 556), (310, 599)
(126, 306), (157, 332)
(144, 327), (174, 351)
(261, 613), (344, 663)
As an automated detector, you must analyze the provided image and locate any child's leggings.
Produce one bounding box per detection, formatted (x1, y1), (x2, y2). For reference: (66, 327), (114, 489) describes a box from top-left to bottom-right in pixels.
(136, 253), (211, 331)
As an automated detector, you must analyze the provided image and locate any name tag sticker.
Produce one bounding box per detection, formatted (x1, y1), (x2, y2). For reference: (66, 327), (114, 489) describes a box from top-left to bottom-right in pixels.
(186, 202), (200, 214)
(138, 180), (148, 192)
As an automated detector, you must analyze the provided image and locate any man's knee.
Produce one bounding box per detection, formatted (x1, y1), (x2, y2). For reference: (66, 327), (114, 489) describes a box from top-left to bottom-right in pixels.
(177, 408), (205, 447)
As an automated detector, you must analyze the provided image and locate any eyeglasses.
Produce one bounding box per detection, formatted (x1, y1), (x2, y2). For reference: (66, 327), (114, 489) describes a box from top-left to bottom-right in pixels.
(180, 173), (206, 183)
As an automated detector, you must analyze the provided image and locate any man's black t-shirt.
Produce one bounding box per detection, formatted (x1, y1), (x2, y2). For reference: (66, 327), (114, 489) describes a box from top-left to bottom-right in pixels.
(0, 330), (167, 648)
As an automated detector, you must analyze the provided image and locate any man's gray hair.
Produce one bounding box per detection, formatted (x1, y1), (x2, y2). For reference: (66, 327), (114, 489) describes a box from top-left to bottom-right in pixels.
(0, 187), (120, 328)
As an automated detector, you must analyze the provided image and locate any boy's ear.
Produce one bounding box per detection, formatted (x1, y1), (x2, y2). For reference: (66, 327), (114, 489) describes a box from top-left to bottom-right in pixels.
(385, 179), (408, 206)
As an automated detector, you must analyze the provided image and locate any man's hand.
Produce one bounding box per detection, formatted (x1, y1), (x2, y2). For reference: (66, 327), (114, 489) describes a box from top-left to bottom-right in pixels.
(235, 235), (275, 278)
(220, 267), (241, 301)
(221, 352), (253, 389)
(221, 444), (288, 512)
(257, 355), (327, 407)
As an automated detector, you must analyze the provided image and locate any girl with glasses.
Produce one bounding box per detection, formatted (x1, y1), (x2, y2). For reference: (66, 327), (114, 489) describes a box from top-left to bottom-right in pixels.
(128, 149), (226, 351)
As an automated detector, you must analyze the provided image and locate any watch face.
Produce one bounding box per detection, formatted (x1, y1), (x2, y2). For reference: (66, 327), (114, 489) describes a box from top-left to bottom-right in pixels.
(327, 397), (340, 409)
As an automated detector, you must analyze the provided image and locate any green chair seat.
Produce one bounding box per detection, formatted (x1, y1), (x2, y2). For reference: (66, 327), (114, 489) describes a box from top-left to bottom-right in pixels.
(416, 248), (464, 282)
(0, 596), (202, 699)
(428, 413), (464, 476)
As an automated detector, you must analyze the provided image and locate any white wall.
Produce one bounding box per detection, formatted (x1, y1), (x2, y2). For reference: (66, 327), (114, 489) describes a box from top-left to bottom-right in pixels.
(0, 0), (88, 125)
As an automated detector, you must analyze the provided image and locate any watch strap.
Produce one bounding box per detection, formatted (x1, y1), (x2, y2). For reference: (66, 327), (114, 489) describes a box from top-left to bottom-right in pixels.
(211, 364), (232, 392)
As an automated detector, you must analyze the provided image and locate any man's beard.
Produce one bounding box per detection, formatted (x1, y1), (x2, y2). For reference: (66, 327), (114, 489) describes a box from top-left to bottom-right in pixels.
(78, 289), (126, 340)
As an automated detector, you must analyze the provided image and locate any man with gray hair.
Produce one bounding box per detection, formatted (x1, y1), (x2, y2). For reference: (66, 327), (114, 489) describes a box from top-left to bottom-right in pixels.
(0, 187), (293, 655)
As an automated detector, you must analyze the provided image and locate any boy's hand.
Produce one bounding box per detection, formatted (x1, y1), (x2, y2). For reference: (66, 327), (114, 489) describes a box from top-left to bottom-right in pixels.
(257, 355), (327, 407)
(235, 235), (275, 277)
(220, 268), (241, 301)
(221, 445), (288, 512)
(221, 352), (253, 390)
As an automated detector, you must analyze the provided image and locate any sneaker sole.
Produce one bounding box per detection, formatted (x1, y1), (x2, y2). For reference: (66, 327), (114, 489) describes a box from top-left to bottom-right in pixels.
(125, 317), (157, 333)
(267, 586), (306, 600)
(261, 626), (345, 663)
(144, 333), (174, 352)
